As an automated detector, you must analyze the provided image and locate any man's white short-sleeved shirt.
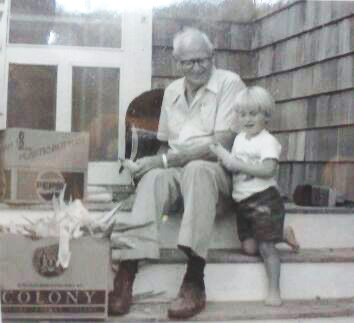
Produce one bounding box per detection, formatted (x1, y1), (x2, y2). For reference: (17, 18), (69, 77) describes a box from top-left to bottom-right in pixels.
(231, 129), (282, 202)
(157, 68), (245, 152)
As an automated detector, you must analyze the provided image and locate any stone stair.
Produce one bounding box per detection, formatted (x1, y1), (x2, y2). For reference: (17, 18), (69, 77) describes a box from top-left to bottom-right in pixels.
(1, 205), (354, 322)
(129, 248), (354, 302)
(67, 298), (354, 323)
(108, 206), (354, 322)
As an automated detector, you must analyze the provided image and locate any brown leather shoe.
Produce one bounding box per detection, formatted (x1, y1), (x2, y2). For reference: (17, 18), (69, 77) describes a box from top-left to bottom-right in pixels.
(108, 260), (137, 316)
(168, 279), (206, 319)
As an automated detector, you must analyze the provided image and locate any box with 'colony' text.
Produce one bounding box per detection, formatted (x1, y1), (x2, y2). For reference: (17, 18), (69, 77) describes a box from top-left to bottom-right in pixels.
(0, 234), (111, 320)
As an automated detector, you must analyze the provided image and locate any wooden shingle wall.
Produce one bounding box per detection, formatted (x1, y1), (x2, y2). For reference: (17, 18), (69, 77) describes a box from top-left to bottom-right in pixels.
(151, 1), (254, 89)
(151, 0), (354, 201)
(250, 0), (354, 200)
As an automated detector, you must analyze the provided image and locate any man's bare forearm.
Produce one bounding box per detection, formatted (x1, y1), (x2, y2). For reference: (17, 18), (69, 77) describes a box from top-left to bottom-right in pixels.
(133, 131), (236, 174)
(166, 131), (236, 168)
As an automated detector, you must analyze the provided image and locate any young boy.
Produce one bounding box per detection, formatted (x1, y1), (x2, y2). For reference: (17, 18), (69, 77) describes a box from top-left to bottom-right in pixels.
(210, 86), (298, 306)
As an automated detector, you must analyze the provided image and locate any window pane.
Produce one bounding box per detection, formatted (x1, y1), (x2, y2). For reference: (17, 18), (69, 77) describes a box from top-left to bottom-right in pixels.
(7, 64), (57, 130)
(9, 0), (122, 48)
(72, 67), (119, 162)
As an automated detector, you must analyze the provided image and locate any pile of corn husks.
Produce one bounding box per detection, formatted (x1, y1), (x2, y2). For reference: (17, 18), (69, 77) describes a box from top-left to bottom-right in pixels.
(0, 187), (120, 269)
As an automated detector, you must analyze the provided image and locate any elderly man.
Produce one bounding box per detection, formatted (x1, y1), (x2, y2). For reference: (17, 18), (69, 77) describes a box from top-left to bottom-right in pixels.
(109, 28), (245, 319)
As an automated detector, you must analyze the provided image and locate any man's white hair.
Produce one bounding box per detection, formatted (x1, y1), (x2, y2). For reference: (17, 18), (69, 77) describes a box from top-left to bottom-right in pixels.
(172, 27), (214, 59)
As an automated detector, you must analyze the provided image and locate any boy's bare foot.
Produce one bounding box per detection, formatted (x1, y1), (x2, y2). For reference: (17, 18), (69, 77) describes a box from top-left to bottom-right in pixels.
(284, 226), (300, 253)
(265, 291), (282, 306)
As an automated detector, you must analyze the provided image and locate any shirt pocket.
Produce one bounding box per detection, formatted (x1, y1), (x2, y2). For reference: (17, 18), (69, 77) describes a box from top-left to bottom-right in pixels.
(167, 109), (185, 138)
(200, 98), (217, 133)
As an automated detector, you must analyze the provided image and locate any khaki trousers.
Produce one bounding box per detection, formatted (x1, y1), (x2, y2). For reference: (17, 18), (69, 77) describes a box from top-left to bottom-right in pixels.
(111, 160), (232, 260)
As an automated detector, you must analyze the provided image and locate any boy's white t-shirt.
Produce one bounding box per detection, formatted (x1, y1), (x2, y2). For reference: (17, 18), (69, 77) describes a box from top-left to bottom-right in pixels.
(231, 129), (282, 202)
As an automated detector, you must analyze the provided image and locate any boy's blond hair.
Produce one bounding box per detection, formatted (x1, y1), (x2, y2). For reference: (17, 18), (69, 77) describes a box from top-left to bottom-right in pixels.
(234, 86), (275, 120)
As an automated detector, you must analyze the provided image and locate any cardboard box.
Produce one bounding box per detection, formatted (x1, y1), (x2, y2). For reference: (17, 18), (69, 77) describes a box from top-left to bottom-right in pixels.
(0, 128), (89, 204)
(0, 234), (111, 320)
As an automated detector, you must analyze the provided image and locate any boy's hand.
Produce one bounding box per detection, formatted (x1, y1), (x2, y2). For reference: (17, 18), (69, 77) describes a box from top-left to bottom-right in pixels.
(209, 143), (228, 159)
(209, 143), (234, 170)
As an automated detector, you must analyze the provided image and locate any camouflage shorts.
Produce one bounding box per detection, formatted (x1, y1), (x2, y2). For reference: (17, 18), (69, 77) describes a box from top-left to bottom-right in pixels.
(235, 186), (285, 242)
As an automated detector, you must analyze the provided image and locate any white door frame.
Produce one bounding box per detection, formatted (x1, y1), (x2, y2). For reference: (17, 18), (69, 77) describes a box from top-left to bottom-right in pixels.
(1, 6), (152, 185)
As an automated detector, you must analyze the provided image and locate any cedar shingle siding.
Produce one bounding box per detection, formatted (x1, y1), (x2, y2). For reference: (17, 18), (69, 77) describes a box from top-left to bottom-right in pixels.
(151, 0), (354, 201)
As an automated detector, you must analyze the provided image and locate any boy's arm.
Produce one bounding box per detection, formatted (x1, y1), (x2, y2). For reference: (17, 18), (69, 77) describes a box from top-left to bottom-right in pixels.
(230, 158), (278, 178)
(209, 143), (278, 178)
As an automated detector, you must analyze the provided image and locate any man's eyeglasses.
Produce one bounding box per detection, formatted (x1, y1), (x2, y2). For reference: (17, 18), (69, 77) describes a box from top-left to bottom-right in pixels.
(179, 57), (212, 69)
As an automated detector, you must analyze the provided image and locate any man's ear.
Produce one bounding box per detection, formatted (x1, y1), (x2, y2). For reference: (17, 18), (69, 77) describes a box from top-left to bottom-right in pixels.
(211, 53), (216, 65)
(173, 55), (181, 69)
(173, 54), (180, 62)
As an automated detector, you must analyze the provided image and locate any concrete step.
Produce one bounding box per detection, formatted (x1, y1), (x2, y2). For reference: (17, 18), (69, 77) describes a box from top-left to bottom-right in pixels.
(17, 297), (354, 323)
(118, 298), (354, 323)
(109, 248), (354, 303)
(111, 207), (354, 250)
(1, 203), (353, 249)
(1, 203), (354, 322)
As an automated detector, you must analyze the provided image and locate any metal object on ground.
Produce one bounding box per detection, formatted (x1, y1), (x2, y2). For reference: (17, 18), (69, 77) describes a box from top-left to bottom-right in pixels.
(293, 184), (337, 207)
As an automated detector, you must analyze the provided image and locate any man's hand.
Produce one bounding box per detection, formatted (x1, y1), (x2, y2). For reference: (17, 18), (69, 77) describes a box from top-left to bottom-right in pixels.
(135, 156), (162, 178)
(122, 160), (140, 173)
(124, 156), (163, 179)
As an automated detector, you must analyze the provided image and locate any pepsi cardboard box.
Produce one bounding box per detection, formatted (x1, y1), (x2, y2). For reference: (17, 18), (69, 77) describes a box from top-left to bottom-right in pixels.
(0, 234), (111, 320)
(0, 128), (89, 204)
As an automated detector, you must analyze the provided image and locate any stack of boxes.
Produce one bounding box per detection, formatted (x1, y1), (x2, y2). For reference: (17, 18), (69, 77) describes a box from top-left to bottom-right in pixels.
(0, 128), (89, 204)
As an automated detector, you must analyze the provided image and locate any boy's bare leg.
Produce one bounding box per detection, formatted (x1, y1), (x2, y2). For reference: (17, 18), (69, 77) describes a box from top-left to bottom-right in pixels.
(283, 226), (300, 252)
(241, 238), (258, 255)
(259, 241), (282, 306)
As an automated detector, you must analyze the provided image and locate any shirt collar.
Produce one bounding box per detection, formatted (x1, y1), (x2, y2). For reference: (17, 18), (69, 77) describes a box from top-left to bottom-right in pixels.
(172, 66), (217, 104)
(204, 66), (218, 94)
